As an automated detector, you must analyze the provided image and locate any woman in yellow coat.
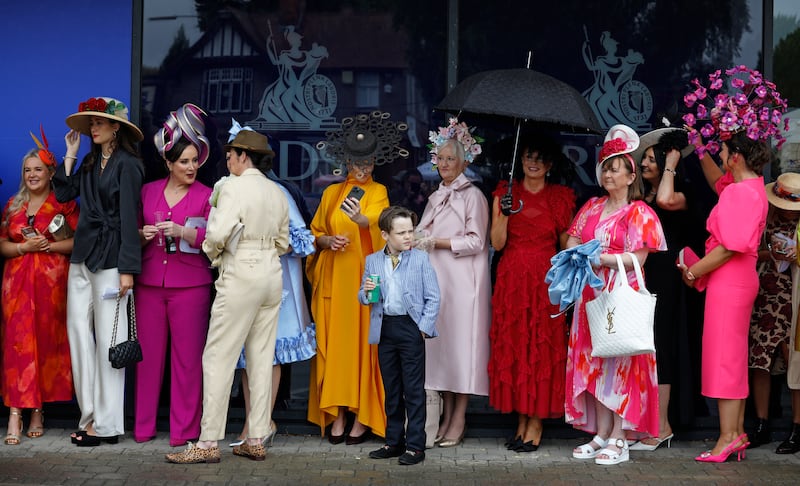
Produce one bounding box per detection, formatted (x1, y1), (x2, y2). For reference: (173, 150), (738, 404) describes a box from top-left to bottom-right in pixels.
(306, 112), (408, 443)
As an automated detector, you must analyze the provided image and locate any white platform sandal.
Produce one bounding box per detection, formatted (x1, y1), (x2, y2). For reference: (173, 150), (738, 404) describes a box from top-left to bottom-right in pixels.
(595, 438), (630, 465)
(572, 435), (608, 459)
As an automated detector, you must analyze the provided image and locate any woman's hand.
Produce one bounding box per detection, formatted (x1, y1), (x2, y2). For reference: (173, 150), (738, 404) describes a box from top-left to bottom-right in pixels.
(21, 234), (50, 253)
(64, 129), (81, 157)
(414, 236), (435, 252)
(341, 197), (369, 227)
(141, 224), (158, 243)
(321, 234), (350, 252)
(156, 221), (182, 238)
(119, 273), (134, 297)
(677, 263), (696, 288)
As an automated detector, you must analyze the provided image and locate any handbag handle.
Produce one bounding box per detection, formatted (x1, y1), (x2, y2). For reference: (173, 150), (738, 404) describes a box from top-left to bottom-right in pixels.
(110, 293), (137, 346)
(610, 253), (647, 292)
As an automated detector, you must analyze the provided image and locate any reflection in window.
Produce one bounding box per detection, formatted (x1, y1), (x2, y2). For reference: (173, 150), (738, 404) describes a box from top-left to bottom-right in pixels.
(203, 67), (253, 113)
(356, 72), (380, 108)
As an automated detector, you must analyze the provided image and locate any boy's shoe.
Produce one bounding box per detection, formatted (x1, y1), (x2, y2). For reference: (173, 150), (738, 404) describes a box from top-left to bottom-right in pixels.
(398, 449), (425, 465)
(369, 444), (404, 459)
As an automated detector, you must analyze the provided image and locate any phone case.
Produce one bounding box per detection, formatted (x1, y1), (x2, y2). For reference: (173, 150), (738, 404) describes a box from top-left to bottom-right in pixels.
(346, 186), (365, 201)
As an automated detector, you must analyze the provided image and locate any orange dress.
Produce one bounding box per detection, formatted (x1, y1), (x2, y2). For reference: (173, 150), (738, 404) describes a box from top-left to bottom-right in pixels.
(305, 176), (388, 436)
(1, 192), (78, 408)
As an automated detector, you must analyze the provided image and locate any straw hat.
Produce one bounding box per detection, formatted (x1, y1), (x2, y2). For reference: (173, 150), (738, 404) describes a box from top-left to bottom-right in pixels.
(596, 124), (639, 184)
(224, 130), (275, 157)
(766, 173), (800, 210)
(66, 97), (143, 142)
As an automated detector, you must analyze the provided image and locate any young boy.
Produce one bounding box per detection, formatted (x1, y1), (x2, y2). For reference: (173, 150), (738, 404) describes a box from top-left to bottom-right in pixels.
(359, 206), (440, 465)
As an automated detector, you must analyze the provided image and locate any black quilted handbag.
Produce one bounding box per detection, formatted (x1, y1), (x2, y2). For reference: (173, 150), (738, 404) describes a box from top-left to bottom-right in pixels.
(108, 293), (143, 369)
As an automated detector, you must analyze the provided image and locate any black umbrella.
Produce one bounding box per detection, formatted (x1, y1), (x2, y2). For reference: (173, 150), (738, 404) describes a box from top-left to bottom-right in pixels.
(436, 63), (601, 214)
(436, 68), (601, 133)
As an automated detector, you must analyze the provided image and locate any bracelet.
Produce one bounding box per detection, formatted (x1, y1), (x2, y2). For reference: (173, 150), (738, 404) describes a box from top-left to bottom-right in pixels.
(16, 244), (23, 256)
(63, 155), (77, 161)
(180, 226), (185, 239)
(686, 270), (697, 281)
(663, 168), (677, 175)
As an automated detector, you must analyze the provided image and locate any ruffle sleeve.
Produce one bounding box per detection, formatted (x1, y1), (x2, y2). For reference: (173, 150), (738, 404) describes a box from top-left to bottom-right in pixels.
(712, 182), (764, 253)
(492, 179), (510, 199)
(625, 201), (667, 252)
(289, 224), (316, 257)
(568, 197), (601, 238)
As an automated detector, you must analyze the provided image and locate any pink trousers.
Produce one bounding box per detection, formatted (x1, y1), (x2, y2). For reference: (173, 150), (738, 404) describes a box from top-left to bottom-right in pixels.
(134, 284), (210, 446)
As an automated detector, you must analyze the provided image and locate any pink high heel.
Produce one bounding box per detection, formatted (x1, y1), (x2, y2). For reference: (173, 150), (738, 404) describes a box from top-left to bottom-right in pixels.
(695, 434), (749, 463)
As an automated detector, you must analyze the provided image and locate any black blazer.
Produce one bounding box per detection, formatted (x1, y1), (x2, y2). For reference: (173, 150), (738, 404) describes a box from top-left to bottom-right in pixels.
(54, 150), (144, 274)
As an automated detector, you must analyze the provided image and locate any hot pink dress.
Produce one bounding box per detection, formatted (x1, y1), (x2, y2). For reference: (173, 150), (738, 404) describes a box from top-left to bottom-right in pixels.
(565, 197), (666, 437)
(702, 173), (767, 399)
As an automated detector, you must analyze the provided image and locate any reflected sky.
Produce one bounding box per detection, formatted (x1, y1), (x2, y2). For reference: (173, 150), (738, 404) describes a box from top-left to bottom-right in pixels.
(143, 0), (202, 68)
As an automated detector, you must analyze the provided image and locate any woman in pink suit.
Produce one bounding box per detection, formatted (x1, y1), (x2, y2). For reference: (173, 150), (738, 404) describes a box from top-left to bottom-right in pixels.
(134, 104), (213, 446)
(680, 131), (771, 462)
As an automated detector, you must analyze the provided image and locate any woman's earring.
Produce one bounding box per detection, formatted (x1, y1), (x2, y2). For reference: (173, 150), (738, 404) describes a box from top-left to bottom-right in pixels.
(113, 130), (118, 139)
(546, 171), (550, 177)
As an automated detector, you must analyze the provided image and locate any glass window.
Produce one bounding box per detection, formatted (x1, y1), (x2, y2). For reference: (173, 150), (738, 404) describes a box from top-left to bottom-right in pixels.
(202, 67), (253, 113)
(356, 72), (380, 108)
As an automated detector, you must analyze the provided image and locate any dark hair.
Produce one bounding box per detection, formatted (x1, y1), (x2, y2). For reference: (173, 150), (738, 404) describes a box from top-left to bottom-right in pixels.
(511, 134), (573, 184)
(82, 120), (141, 173)
(378, 205), (418, 233)
(164, 137), (194, 163)
(640, 143), (688, 195)
(233, 147), (273, 175)
(600, 155), (643, 201)
(725, 131), (773, 173)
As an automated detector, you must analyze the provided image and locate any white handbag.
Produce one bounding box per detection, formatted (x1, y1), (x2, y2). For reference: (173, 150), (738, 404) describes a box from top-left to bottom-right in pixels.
(586, 253), (656, 358)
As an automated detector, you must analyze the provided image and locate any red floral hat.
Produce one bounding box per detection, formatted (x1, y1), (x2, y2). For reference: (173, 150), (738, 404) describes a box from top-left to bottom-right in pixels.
(65, 97), (144, 142)
(596, 124), (640, 184)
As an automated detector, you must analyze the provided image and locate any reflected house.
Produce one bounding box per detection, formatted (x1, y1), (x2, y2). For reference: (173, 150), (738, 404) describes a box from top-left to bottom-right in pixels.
(144, 7), (428, 195)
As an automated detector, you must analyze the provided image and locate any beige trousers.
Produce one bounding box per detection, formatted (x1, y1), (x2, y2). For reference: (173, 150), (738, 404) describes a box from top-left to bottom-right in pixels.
(67, 263), (128, 437)
(199, 243), (282, 441)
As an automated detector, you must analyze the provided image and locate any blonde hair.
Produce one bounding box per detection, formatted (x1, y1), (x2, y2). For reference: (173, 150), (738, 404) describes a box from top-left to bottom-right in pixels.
(5, 149), (53, 221)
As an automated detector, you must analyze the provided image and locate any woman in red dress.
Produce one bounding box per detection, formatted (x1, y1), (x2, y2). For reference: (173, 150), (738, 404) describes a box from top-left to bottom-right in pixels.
(488, 135), (575, 452)
(1, 148), (78, 445)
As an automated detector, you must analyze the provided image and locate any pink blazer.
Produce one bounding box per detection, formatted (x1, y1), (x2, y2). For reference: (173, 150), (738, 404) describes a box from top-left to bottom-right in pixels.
(138, 178), (213, 288)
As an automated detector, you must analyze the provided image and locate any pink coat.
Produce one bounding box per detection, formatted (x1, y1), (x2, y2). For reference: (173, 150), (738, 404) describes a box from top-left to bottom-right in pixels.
(418, 173), (491, 395)
(138, 178), (213, 288)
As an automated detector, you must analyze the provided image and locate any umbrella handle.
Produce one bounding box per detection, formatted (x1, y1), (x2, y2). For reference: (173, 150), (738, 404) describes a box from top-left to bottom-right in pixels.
(500, 190), (524, 216)
(509, 199), (523, 214)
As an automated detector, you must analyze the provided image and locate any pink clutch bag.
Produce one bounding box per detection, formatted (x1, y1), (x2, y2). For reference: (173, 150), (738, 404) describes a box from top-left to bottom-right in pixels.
(676, 246), (707, 291)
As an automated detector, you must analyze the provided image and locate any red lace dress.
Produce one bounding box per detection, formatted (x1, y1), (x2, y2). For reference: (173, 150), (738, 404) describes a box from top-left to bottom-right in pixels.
(1, 193), (78, 408)
(488, 180), (575, 417)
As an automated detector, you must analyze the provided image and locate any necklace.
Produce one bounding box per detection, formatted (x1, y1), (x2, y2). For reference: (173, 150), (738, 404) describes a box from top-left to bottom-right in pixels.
(101, 151), (112, 160)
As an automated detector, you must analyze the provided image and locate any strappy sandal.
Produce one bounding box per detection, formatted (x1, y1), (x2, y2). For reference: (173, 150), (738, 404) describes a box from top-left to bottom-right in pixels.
(26, 409), (44, 438)
(595, 438), (630, 465)
(573, 435), (608, 459)
(4, 410), (22, 445)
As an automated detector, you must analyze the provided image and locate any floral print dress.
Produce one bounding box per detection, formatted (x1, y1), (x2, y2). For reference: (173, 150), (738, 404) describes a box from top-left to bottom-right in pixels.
(565, 197), (666, 437)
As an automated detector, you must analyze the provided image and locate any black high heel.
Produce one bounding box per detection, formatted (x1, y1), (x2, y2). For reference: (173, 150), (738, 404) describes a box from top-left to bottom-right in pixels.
(513, 440), (539, 453)
(747, 418), (771, 449)
(74, 434), (119, 447)
(505, 435), (523, 450)
(776, 423), (800, 454)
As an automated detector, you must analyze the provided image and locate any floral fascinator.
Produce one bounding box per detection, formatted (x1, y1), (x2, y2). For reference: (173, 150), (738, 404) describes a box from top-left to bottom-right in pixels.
(683, 65), (789, 157)
(316, 111), (409, 175)
(428, 117), (483, 168)
(596, 124), (640, 185)
(154, 103), (211, 166)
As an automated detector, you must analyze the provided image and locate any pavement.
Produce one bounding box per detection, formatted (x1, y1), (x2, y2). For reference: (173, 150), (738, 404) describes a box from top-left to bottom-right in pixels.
(2, 429), (800, 485)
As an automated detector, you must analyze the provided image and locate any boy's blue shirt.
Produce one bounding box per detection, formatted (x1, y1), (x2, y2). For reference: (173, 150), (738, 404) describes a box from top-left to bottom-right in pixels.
(359, 247), (440, 344)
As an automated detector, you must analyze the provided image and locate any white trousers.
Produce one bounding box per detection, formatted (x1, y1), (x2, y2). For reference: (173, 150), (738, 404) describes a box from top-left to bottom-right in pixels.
(67, 263), (128, 436)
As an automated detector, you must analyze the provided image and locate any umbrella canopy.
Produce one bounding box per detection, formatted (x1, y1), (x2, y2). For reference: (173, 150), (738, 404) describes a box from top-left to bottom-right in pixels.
(544, 239), (604, 312)
(436, 68), (601, 133)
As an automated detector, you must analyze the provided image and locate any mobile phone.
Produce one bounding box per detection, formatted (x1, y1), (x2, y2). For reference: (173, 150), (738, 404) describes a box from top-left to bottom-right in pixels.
(341, 186), (365, 210)
(21, 226), (38, 239)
